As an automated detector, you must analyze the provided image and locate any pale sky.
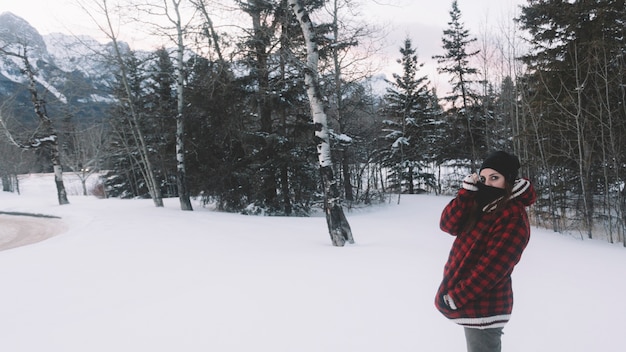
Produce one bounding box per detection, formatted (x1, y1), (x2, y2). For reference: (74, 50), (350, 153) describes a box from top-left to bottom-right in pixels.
(362, 0), (527, 90)
(2, 0), (95, 36)
(1, 0), (526, 94)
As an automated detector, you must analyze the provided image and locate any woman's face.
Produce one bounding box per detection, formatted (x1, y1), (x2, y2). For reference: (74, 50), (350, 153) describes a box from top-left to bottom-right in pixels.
(479, 168), (506, 189)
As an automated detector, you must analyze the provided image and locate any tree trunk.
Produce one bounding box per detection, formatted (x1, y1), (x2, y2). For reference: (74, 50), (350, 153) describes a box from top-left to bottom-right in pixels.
(176, 114), (193, 210)
(21, 49), (69, 205)
(341, 152), (354, 202)
(172, 0), (193, 211)
(289, 0), (353, 246)
(252, 2), (278, 209)
(2, 175), (10, 192)
(53, 164), (69, 204)
(102, 0), (163, 207)
(572, 48), (593, 238)
(330, 0), (353, 203)
(279, 18), (293, 216)
(407, 164), (414, 194)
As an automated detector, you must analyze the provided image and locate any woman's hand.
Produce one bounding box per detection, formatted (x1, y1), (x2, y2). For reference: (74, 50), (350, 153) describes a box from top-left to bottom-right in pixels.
(462, 173), (480, 191)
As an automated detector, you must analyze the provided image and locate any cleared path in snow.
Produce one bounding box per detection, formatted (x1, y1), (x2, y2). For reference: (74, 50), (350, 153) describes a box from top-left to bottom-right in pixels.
(0, 214), (67, 251)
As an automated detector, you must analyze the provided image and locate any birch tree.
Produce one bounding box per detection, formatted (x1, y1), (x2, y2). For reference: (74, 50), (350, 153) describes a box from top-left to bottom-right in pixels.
(118, 0), (194, 210)
(288, 0), (354, 246)
(81, 0), (164, 207)
(0, 46), (69, 205)
(163, 0), (194, 210)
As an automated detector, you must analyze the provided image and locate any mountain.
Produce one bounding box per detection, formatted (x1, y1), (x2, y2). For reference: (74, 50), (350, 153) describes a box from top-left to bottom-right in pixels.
(0, 12), (119, 125)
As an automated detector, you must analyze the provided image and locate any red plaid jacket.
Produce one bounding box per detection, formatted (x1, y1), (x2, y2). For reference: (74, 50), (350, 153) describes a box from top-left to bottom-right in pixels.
(435, 178), (536, 329)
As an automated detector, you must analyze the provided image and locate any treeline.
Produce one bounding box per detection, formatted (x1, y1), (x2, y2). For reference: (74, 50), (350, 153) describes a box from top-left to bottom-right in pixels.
(1, 0), (625, 245)
(517, 0), (626, 244)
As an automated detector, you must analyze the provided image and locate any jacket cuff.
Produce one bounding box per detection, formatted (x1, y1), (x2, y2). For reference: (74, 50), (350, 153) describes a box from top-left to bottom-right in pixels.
(443, 294), (458, 310)
(511, 178), (530, 198)
(462, 175), (479, 191)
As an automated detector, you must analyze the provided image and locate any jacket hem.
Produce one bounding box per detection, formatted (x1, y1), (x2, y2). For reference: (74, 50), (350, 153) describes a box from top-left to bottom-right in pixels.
(450, 314), (510, 330)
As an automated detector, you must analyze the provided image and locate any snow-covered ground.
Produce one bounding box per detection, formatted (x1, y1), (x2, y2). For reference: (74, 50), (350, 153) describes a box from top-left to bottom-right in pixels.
(1, 173), (624, 351)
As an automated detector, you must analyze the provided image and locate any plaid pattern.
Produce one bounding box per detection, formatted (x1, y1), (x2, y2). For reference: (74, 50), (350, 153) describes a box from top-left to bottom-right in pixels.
(435, 179), (536, 329)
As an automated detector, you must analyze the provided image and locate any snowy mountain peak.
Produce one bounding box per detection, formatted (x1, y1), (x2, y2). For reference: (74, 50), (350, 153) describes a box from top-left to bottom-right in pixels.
(0, 12), (50, 60)
(0, 12), (119, 116)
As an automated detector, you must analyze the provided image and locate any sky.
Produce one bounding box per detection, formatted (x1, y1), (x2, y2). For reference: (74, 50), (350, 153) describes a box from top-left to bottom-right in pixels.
(1, 0), (527, 38)
(2, 0), (527, 93)
(1, 173), (625, 351)
(362, 0), (527, 90)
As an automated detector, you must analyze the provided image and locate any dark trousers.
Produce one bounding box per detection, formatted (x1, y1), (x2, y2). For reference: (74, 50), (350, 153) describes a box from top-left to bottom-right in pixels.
(464, 327), (503, 352)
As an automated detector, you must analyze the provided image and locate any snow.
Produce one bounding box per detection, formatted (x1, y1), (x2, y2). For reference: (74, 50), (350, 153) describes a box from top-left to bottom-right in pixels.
(34, 74), (67, 104)
(1, 173), (625, 351)
(86, 94), (117, 104)
(0, 55), (29, 84)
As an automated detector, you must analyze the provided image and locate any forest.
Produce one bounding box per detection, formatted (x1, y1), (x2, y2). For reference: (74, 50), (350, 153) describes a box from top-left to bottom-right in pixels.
(0, 0), (625, 246)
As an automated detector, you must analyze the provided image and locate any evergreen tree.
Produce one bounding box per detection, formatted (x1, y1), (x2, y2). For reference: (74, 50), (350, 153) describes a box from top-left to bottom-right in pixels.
(98, 0), (164, 207)
(518, 0), (626, 239)
(490, 76), (516, 152)
(105, 52), (148, 199)
(144, 47), (178, 197)
(238, 0), (282, 211)
(183, 56), (250, 211)
(433, 0), (482, 166)
(381, 38), (438, 195)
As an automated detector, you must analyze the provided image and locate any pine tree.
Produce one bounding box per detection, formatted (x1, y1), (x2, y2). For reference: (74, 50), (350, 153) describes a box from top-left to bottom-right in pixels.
(239, 0), (280, 211)
(99, 0), (164, 207)
(433, 0), (481, 166)
(183, 55), (251, 211)
(518, 0), (626, 240)
(382, 38), (438, 195)
(106, 52), (155, 199)
(145, 47), (177, 197)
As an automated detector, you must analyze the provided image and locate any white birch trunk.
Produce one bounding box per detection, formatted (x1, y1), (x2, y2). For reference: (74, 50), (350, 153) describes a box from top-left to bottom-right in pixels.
(289, 0), (354, 246)
(171, 0), (193, 211)
(12, 48), (69, 205)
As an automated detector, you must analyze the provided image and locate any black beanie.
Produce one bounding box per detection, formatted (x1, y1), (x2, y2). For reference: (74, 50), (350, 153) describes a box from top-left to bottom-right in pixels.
(480, 151), (520, 181)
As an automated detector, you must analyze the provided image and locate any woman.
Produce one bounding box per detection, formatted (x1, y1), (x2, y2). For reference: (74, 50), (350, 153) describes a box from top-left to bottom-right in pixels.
(435, 151), (536, 352)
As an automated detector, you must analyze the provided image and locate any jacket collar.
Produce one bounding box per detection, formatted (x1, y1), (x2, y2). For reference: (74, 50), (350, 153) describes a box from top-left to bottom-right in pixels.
(482, 178), (536, 212)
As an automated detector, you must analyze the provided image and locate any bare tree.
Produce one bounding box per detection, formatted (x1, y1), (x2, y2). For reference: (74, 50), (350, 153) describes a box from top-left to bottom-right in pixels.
(149, 0), (195, 210)
(323, 0), (384, 204)
(0, 46), (70, 205)
(189, 0), (224, 62)
(80, 0), (164, 207)
(0, 103), (34, 194)
(288, 0), (354, 246)
(61, 122), (108, 196)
